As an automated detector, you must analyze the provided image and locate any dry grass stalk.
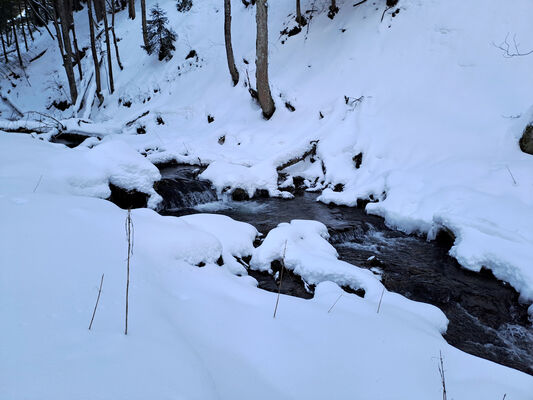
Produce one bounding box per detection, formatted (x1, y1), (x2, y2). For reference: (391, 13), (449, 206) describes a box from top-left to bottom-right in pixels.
(273, 241), (288, 319)
(88, 273), (104, 330)
(125, 209), (134, 335)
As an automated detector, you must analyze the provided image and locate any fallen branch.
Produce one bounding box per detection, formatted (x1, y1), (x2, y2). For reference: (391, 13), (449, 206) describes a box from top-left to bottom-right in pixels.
(125, 111), (150, 127)
(29, 49), (47, 63)
(493, 33), (533, 58)
(0, 92), (24, 118)
(277, 140), (318, 171)
(273, 241), (288, 319)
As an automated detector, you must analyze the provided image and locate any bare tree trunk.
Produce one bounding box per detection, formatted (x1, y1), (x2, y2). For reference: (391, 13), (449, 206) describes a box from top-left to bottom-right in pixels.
(18, 1), (29, 51)
(12, 22), (24, 67)
(296, 0), (305, 26)
(87, 0), (103, 103)
(140, 0), (148, 48)
(52, 7), (65, 58)
(24, 0), (35, 41)
(56, 0), (78, 103)
(128, 0), (135, 19)
(93, 0), (104, 21)
(255, 0), (275, 119)
(1, 31), (8, 63)
(70, 23), (82, 79)
(224, 0), (239, 86)
(102, 0), (114, 93)
(109, 0), (123, 69)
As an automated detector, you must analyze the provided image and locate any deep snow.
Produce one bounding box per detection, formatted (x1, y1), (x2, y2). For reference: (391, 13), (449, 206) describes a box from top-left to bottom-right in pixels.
(1, 0), (533, 397)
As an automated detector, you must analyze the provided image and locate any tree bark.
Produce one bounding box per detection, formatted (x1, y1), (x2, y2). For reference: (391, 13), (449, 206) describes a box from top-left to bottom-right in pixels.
(12, 21), (24, 67)
(94, 0), (104, 21)
(224, 0), (239, 86)
(128, 0), (135, 19)
(110, 0), (123, 69)
(296, 0), (305, 26)
(56, 0), (78, 103)
(18, 1), (29, 51)
(255, 0), (275, 119)
(140, 0), (148, 48)
(87, 0), (103, 103)
(102, 0), (114, 93)
(1, 30), (8, 63)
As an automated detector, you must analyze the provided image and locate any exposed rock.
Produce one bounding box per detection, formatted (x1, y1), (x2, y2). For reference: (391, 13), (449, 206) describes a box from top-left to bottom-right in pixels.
(519, 124), (533, 155)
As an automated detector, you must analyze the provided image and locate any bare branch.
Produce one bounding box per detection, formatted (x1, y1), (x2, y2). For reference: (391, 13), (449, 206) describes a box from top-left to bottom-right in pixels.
(493, 33), (533, 58)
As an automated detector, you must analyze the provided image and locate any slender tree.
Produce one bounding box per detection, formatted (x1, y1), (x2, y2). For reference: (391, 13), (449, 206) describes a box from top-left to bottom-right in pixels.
(56, 0), (78, 103)
(12, 20), (24, 67)
(224, 0), (239, 86)
(24, 0), (34, 41)
(87, 0), (103, 103)
(255, 0), (275, 119)
(128, 0), (135, 19)
(102, 0), (114, 93)
(18, 1), (29, 51)
(108, 0), (123, 69)
(65, 0), (83, 79)
(140, 0), (148, 48)
(296, 0), (305, 26)
(1, 31), (8, 63)
(94, 0), (104, 21)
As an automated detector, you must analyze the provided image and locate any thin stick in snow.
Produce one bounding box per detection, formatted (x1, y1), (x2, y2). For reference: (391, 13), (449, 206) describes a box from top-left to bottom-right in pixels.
(376, 287), (385, 314)
(88, 273), (104, 330)
(438, 351), (447, 400)
(506, 165), (517, 185)
(273, 241), (287, 319)
(32, 174), (43, 192)
(327, 294), (343, 313)
(125, 209), (133, 335)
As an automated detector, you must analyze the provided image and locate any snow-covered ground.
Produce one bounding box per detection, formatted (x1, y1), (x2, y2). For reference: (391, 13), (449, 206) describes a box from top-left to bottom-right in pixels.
(2, 0), (533, 397)
(2, 0), (532, 310)
(1, 133), (532, 399)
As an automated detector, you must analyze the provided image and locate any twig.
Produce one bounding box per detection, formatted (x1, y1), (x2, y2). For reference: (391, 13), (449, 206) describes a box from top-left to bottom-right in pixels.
(124, 209), (134, 335)
(493, 33), (533, 58)
(381, 6), (393, 23)
(273, 241), (288, 319)
(328, 293), (343, 313)
(32, 174), (43, 193)
(438, 351), (447, 400)
(353, 0), (367, 7)
(506, 165), (517, 185)
(88, 273), (105, 330)
(376, 287), (385, 313)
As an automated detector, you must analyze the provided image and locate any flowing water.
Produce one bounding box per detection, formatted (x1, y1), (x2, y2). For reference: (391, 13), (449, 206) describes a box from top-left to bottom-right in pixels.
(139, 165), (533, 375)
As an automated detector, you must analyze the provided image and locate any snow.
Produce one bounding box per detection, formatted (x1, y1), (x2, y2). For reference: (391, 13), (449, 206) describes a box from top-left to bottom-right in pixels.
(1, 192), (533, 399)
(2, 0), (533, 396)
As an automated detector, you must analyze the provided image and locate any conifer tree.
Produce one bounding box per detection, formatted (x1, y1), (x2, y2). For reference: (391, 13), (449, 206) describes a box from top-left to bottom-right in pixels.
(142, 4), (176, 61)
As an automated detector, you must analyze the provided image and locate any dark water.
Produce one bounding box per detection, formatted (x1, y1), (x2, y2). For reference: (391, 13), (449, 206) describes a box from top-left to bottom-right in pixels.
(153, 165), (533, 375)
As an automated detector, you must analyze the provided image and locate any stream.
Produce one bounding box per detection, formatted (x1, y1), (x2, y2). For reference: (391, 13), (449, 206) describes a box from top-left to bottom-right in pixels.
(124, 164), (533, 375)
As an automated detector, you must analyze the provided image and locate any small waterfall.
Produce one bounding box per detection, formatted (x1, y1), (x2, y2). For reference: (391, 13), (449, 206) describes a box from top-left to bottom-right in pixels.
(155, 165), (218, 211)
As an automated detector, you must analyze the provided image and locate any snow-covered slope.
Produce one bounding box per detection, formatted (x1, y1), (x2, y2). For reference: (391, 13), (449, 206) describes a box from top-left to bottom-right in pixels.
(3, 0), (532, 310)
(2, 0), (533, 397)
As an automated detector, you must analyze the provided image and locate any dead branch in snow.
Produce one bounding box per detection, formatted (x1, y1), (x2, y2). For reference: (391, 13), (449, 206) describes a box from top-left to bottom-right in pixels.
(493, 33), (533, 58)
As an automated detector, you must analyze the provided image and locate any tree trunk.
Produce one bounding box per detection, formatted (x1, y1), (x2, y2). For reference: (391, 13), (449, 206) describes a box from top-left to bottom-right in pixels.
(12, 22), (24, 67)
(224, 0), (239, 86)
(24, 0), (35, 41)
(296, 0), (305, 26)
(110, 0), (123, 70)
(70, 24), (82, 79)
(255, 0), (275, 119)
(1, 31), (8, 64)
(94, 0), (104, 21)
(56, 0), (78, 104)
(18, 1), (29, 51)
(87, 0), (103, 103)
(102, 0), (114, 93)
(140, 0), (148, 48)
(128, 0), (135, 19)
